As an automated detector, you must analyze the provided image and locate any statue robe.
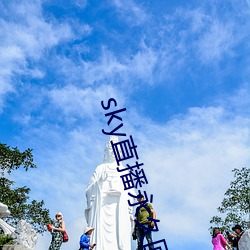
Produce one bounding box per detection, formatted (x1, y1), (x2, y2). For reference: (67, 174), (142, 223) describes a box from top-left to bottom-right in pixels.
(85, 161), (135, 250)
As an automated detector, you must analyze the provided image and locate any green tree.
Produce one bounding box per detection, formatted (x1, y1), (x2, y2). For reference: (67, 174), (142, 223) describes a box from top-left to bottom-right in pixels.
(0, 234), (14, 246)
(0, 143), (52, 233)
(210, 167), (250, 232)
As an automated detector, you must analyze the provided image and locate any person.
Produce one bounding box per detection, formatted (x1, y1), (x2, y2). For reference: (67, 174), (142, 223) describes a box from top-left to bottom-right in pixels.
(132, 194), (156, 250)
(226, 231), (238, 249)
(211, 227), (232, 250)
(48, 212), (66, 250)
(229, 225), (244, 250)
(85, 136), (135, 250)
(79, 227), (96, 250)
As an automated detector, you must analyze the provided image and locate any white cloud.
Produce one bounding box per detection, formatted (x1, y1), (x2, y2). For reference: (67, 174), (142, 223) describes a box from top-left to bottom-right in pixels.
(196, 20), (235, 63)
(0, 1), (74, 110)
(48, 84), (123, 119)
(127, 105), (250, 247)
(0, 2), (73, 58)
(127, 43), (158, 84)
(223, 84), (250, 115)
(81, 46), (158, 86)
(82, 48), (127, 85)
(188, 8), (210, 33)
(73, 0), (87, 9)
(159, 7), (240, 67)
(112, 0), (148, 26)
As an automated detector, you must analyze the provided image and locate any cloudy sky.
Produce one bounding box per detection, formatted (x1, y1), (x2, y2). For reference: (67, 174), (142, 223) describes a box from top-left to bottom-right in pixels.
(1, 0), (250, 249)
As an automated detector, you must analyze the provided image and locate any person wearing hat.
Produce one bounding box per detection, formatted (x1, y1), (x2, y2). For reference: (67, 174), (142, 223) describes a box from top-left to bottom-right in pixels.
(79, 227), (96, 250)
(229, 225), (244, 250)
(48, 212), (66, 250)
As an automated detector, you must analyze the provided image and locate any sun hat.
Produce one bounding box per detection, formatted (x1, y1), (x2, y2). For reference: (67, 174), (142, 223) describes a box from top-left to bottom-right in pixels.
(55, 212), (63, 218)
(84, 227), (95, 234)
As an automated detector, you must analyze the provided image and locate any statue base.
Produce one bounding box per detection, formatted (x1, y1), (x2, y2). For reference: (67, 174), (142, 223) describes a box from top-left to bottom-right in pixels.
(1, 245), (26, 250)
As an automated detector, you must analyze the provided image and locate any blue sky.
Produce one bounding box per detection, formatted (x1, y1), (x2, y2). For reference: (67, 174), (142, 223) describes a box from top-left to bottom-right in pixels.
(1, 0), (250, 249)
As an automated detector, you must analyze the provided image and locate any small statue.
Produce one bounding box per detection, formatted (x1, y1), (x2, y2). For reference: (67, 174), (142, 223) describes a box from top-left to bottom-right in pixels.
(0, 202), (15, 235)
(0, 202), (38, 250)
(13, 220), (38, 250)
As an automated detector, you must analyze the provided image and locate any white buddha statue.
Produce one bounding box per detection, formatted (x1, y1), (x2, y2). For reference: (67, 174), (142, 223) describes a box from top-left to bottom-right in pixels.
(0, 202), (38, 250)
(85, 136), (135, 250)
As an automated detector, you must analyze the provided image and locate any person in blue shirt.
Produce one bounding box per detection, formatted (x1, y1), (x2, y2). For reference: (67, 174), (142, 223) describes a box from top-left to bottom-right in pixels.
(79, 227), (96, 250)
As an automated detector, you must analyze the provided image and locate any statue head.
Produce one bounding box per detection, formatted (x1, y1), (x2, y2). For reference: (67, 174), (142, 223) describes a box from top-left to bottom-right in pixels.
(103, 136), (119, 163)
(0, 202), (10, 218)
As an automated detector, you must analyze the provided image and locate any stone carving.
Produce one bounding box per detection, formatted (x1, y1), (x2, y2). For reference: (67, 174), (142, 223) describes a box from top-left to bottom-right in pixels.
(0, 203), (37, 250)
(239, 229), (250, 250)
(85, 136), (135, 250)
(13, 220), (38, 250)
(2, 245), (26, 250)
(0, 203), (11, 218)
(0, 202), (15, 235)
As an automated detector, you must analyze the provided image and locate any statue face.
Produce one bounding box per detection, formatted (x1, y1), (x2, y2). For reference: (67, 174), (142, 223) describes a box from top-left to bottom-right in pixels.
(0, 202), (10, 218)
(104, 136), (120, 163)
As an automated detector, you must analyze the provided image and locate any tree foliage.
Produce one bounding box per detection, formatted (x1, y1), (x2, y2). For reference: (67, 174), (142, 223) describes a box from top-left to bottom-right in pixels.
(210, 167), (250, 232)
(0, 144), (36, 175)
(0, 143), (52, 233)
(0, 234), (14, 246)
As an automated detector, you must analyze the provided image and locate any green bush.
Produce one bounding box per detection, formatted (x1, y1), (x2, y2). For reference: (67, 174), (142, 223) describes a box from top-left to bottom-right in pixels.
(0, 234), (14, 246)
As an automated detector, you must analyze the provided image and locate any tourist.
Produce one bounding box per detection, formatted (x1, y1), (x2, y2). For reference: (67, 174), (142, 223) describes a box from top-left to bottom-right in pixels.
(211, 227), (232, 250)
(132, 194), (156, 250)
(79, 227), (96, 250)
(226, 231), (237, 249)
(48, 212), (66, 250)
(230, 225), (244, 250)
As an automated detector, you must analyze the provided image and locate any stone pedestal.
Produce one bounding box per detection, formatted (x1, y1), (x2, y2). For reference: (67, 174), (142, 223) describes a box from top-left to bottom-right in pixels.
(2, 246), (26, 250)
